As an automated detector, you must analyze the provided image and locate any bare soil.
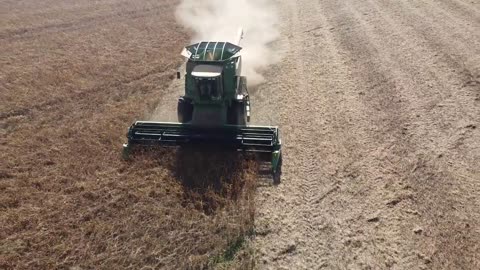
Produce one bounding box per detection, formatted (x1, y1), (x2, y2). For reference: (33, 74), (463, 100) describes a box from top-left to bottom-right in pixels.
(2, 0), (479, 269)
(253, 0), (480, 269)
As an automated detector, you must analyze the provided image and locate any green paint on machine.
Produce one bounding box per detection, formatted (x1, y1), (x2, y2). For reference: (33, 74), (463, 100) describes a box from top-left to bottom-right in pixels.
(123, 35), (283, 183)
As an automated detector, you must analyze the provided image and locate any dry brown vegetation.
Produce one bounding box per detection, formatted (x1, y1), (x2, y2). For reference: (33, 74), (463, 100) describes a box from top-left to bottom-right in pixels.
(1, 1), (257, 268)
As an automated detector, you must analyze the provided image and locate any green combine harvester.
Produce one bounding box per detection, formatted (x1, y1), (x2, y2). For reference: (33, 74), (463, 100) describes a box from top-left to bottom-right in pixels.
(123, 31), (282, 182)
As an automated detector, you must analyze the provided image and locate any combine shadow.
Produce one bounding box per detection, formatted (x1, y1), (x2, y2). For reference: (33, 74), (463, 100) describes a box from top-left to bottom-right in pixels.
(255, 160), (278, 187)
(126, 146), (271, 214)
(171, 146), (259, 215)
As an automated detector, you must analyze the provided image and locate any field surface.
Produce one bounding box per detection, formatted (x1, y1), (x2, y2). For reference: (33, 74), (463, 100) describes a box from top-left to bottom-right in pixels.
(1, 0), (480, 269)
(253, 0), (480, 269)
(1, 1), (257, 269)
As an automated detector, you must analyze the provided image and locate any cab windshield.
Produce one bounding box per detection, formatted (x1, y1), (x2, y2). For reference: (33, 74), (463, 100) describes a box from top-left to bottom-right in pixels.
(195, 77), (222, 100)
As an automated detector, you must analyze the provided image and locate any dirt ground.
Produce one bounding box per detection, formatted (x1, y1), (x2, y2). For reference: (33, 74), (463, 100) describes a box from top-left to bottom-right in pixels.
(2, 0), (479, 269)
(253, 0), (480, 269)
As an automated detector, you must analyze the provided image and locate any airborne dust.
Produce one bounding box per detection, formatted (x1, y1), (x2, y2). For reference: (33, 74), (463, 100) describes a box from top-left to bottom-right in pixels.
(176, 0), (282, 85)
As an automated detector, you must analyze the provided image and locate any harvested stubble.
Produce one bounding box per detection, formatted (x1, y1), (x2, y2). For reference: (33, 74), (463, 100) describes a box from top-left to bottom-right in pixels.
(0, 0), (258, 268)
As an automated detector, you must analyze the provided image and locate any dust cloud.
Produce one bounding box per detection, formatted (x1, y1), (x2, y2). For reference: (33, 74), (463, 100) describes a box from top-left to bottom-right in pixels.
(176, 0), (281, 85)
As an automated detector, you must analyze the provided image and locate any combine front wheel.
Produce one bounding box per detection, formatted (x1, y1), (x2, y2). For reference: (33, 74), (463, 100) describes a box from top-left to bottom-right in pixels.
(177, 97), (193, 123)
(227, 101), (246, 125)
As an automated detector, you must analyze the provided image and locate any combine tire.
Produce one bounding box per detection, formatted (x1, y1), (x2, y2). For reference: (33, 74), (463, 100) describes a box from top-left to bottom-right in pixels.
(177, 97), (193, 123)
(227, 101), (246, 125)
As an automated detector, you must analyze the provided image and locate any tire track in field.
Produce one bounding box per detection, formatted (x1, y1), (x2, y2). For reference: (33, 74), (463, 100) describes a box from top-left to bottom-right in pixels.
(254, 0), (480, 268)
(0, 3), (172, 41)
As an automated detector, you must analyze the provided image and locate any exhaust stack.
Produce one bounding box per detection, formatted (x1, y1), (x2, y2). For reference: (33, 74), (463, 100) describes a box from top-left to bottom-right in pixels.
(235, 28), (244, 46)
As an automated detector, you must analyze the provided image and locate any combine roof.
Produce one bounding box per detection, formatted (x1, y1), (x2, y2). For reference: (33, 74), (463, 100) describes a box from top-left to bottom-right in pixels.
(182, 42), (242, 61)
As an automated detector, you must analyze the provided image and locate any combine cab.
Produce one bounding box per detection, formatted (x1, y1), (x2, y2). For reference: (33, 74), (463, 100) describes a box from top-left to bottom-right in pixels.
(123, 32), (282, 182)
